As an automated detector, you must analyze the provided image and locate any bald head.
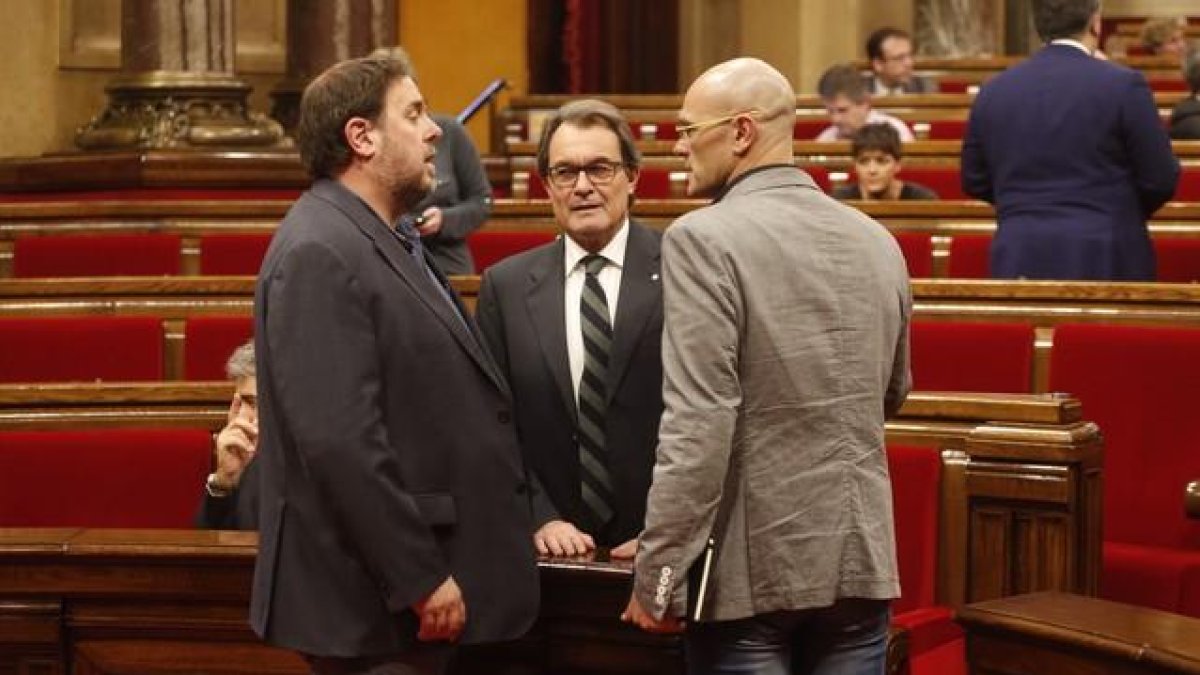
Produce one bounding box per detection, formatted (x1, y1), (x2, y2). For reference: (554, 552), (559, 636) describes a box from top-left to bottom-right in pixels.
(688, 58), (796, 141)
(674, 58), (795, 197)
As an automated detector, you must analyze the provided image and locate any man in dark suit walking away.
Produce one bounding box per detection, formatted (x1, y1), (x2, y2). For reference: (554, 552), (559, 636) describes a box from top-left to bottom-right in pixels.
(250, 55), (538, 674)
(961, 0), (1179, 280)
(475, 99), (663, 560)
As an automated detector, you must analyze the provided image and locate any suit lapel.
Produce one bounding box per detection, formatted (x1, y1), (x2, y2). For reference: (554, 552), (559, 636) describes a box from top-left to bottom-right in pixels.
(524, 240), (578, 424)
(606, 222), (661, 406)
(312, 181), (509, 396)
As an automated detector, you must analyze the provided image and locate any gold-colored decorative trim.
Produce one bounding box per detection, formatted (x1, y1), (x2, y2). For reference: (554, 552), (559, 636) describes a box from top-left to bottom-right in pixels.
(75, 72), (287, 150)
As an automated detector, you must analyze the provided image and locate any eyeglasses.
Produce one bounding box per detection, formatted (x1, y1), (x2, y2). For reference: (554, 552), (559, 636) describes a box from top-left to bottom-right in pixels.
(545, 160), (626, 188)
(675, 110), (761, 140)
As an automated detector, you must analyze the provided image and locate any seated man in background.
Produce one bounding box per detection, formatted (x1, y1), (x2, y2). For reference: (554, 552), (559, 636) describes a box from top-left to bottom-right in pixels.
(475, 99), (663, 560)
(195, 340), (258, 530)
(832, 123), (939, 200)
(1169, 48), (1200, 139)
(816, 62), (914, 142)
(1140, 16), (1189, 59)
(864, 27), (937, 95)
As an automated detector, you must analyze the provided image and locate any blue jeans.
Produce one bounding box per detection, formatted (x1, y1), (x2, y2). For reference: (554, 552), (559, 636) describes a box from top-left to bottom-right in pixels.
(684, 598), (891, 675)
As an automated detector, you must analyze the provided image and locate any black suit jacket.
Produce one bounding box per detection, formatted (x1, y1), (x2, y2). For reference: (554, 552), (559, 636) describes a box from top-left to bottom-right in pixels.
(475, 222), (663, 546)
(249, 179), (538, 657)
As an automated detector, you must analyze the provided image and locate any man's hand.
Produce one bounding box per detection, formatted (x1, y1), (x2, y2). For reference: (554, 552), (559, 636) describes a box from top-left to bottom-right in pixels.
(534, 519), (595, 557)
(621, 592), (684, 634)
(415, 206), (444, 237)
(213, 397), (258, 490)
(412, 576), (466, 642)
(609, 537), (638, 560)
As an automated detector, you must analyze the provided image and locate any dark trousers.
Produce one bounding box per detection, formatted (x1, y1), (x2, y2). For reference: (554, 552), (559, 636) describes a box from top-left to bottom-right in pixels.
(684, 598), (891, 675)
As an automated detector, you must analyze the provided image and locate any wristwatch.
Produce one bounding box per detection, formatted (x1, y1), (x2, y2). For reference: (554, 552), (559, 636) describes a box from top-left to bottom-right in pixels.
(205, 472), (233, 498)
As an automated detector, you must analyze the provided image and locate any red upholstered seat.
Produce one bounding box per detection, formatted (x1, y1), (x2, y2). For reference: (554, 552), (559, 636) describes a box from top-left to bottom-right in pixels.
(887, 444), (966, 675)
(184, 316), (254, 380)
(199, 233), (274, 275)
(1175, 167), (1200, 201)
(927, 120), (968, 140)
(794, 118), (830, 140)
(898, 166), (965, 200)
(1050, 324), (1200, 617)
(0, 429), (211, 528)
(1155, 238), (1200, 282)
(13, 234), (181, 277)
(892, 232), (933, 278)
(467, 231), (558, 273)
(937, 79), (971, 94)
(947, 235), (991, 279)
(911, 321), (1034, 393)
(0, 316), (163, 383)
(1148, 78), (1188, 93)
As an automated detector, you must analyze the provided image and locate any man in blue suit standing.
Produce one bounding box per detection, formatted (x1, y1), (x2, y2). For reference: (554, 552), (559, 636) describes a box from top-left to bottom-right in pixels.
(961, 0), (1179, 281)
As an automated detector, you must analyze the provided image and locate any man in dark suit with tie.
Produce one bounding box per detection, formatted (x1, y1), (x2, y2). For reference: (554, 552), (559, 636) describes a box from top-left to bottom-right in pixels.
(961, 0), (1179, 280)
(475, 99), (663, 559)
(250, 55), (538, 674)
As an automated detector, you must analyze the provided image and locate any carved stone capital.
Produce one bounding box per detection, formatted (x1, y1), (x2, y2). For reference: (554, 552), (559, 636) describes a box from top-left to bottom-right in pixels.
(75, 72), (288, 150)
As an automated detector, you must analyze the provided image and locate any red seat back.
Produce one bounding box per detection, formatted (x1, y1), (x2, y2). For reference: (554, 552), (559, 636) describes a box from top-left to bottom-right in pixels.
(1049, 324), (1200, 549)
(892, 232), (933, 278)
(795, 118), (831, 140)
(947, 235), (991, 279)
(199, 233), (274, 275)
(1176, 167), (1200, 201)
(927, 120), (968, 140)
(13, 234), (181, 277)
(911, 321), (1034, 393)
(467, 231), (557, 273)
(184, 316), (254, 380)
(899, 166), (964, 199)
(888, 444), (942, 615)
(0, 316), (163, 383)
(1155, 238), (1200, 282)
(0, 429), (211, 528)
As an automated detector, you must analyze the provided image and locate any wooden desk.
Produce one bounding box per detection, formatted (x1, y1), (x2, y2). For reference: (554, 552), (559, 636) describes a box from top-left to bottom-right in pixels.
(959, 592), (1200, 674)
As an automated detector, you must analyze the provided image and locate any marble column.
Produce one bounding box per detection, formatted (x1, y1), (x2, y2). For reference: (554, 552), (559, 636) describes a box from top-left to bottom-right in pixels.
(914, 0), (1003, 56)
(75, 0), (284, 149)
(270, 0), (397, 133)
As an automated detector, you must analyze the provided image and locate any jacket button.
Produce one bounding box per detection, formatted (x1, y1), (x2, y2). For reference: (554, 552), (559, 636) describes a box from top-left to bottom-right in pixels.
(498, 410), (511, 424)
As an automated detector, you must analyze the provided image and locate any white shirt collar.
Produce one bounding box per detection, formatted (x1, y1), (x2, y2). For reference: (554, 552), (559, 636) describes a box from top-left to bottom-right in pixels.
(1050, 39), (1092, 56)
(563, 218), (630, 278)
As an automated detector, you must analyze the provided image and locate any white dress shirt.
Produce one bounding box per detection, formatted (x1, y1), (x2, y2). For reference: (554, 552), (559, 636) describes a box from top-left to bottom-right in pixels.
(563, 220), (629, 403)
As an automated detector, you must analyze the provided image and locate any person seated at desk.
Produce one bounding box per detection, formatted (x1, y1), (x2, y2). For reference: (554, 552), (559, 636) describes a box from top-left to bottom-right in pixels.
(1140, 16), (1189, 59)
(194, 340), (258, 530)
(832, 123), (938, 201)
(1170, 49), (1200, 139)
(816, 62), (914, 142)
(864, 27), (937, 95)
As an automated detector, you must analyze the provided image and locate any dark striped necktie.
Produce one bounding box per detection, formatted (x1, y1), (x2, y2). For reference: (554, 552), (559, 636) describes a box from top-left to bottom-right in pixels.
(577, 254), (615, 529)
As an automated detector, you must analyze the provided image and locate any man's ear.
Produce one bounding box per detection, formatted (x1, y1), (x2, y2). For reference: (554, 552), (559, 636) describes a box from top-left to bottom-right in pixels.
(731, 115), (757, 155)
(343, 117), (377, 160)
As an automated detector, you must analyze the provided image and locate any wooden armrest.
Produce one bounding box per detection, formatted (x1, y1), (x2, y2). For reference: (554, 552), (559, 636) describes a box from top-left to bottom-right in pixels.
(1188, 480), (1200, 519)
(886, 625), (909, 675)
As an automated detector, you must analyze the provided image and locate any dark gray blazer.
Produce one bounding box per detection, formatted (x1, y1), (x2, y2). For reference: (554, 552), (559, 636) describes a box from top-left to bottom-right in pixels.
(475, 222), (663, 547)
(250, 179), (538, 657)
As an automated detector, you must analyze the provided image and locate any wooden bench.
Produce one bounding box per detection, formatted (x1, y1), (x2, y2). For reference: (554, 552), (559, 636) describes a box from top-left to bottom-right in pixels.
(958, 592), (1200, 674)
(0, 391), (1102, 675)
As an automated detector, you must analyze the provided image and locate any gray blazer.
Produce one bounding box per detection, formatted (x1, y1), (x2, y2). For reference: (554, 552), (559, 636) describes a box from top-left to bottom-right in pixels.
(634, 166), (911, 622)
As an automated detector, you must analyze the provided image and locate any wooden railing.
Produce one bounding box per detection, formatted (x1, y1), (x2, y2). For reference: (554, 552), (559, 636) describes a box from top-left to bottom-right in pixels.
(0, 392), (1102, 674)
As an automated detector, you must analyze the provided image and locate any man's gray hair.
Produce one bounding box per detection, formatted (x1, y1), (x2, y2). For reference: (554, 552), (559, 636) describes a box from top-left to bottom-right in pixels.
(226, 340), (256, 380)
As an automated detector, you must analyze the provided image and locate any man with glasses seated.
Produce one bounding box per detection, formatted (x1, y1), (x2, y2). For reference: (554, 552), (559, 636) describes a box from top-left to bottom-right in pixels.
(864, 27), (937, 96)
(476, 99), (663, 561)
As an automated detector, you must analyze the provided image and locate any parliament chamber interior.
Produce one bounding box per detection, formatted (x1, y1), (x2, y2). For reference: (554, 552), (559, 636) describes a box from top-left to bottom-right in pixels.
(2, 1), (1200, 673)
